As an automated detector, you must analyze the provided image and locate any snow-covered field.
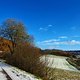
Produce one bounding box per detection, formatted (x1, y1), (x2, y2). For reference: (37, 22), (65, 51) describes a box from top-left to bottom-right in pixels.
(0, 60), (41, 80)
(41, 55), (80, 72)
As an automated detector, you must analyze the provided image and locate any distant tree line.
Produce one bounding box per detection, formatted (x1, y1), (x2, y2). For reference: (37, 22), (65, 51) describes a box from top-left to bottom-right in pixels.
(41, 49), (72, 57)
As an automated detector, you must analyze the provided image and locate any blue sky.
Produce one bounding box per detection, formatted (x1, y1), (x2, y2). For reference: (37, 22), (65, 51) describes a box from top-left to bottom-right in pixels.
(0, 0), (80, 50)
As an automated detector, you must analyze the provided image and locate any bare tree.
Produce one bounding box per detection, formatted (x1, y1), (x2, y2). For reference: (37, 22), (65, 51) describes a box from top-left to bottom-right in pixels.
(0, 19), (32, 55)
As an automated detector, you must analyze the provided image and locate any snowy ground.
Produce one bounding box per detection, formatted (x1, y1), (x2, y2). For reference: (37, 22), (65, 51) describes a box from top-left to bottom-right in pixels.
(0, 68), (7, 80)
(41, 55), (80, 72)
(0, 60), (41, 80)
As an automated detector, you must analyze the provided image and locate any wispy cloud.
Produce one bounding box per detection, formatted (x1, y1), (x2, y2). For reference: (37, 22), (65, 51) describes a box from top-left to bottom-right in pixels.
(71, 26), (76, 30)
(73, 36), (80, 38)
(39, 24), (53, 31)
(39, 39), (60, 43)
(37, 39), (80, 46)
(39, 28), (43, 30)
(48, 24), (53, 27)
(39, 27), (48, 31)
(48, 45), (59, 49)
(58, 35), (80, 38)
(59, 36), (68, 39)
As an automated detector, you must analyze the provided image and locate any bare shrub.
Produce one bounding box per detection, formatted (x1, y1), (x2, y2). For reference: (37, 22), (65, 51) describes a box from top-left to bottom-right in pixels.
(6, 43), (48, 79)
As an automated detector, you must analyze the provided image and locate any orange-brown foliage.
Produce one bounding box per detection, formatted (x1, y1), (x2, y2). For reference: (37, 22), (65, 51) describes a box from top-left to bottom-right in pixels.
(0, 37), (12, 52)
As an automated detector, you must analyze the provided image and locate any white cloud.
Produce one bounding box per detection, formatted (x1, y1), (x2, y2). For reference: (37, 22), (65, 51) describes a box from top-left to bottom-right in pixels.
(37, 39), (60, 43)
(39, 27), (48, 31)
(70, 40), (80, 45)
(39, 27), (43, 30)
(39, 24), (53, 31)
(48, 24), (52, 27)
(37, 39), (80, 46)
(59, 36), (68, 39)
(48, 45), (59, 49)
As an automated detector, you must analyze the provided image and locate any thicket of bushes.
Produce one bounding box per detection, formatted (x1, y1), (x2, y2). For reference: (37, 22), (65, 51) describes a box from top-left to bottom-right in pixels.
(67, 57), (80, 70)
(76, 59), (80, 66)
(4, 43), (50, 80)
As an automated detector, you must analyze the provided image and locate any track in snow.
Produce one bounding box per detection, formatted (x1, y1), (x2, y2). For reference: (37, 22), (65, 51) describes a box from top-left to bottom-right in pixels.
(0, 60), (41, 80)
(0, 67), (8, 80)
(41, 55), (80, 72)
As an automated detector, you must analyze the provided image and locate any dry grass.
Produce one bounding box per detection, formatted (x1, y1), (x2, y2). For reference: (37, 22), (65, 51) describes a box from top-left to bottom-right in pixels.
(47, 68), (80, 80)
